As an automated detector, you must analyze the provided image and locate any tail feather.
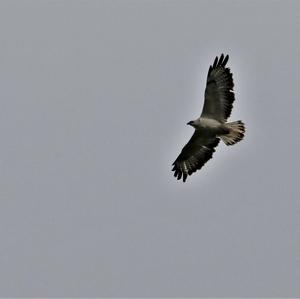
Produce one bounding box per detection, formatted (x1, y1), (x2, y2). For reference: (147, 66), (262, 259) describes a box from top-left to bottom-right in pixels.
(220, 120), (245, 146)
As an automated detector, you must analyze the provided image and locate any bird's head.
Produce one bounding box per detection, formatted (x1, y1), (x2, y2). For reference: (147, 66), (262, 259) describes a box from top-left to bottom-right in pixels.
(187, 120), (196, 127)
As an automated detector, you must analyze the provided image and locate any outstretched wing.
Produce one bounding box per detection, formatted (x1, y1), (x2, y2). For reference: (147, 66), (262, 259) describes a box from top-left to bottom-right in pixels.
(172, 131), (220, 182)
(201, 54), (235, 122)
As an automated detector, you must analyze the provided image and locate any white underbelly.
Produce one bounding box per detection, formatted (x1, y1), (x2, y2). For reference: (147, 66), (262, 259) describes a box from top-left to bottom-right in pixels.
(199, 117), (221, 129)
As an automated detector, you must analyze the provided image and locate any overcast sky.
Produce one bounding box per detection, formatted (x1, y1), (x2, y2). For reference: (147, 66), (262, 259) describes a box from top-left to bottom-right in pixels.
(0, 0), (299, 297)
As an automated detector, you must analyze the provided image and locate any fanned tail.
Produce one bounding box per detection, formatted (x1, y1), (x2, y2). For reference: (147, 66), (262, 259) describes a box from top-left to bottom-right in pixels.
(220, 120), (245, 146)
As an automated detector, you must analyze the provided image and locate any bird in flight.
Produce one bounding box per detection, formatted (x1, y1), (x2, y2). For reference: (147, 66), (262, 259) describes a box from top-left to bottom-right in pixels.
(172, 54), (245, 182)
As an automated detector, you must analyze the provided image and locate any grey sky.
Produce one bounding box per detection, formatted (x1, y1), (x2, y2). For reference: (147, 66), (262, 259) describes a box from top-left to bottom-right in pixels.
(0, 0), (299, 297)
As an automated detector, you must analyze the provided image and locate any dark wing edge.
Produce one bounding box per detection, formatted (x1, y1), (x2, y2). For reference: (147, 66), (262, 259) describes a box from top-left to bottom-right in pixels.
(203, 53), (235, 121)
(209, 53), (229, 75)
(172, 137), (220, 182)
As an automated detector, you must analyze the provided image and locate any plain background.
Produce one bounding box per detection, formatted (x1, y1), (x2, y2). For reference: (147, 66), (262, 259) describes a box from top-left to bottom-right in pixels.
(0, 0), (299, 297)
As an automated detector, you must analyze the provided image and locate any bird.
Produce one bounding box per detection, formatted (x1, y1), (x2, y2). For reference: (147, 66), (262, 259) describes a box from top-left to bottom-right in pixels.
(172, 54), (245, 182)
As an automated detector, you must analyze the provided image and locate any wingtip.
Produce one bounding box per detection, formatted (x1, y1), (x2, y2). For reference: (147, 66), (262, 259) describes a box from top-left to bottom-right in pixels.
(222, 54), (229, 66)
(171, 165), (188, 182)
(218, 53), (224, 66)
(212, 53), (230, 69)
(212, 56), (218, 68)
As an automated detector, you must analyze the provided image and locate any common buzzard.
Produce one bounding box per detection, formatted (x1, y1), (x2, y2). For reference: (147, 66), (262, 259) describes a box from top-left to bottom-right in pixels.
(172, 54), (245, 182)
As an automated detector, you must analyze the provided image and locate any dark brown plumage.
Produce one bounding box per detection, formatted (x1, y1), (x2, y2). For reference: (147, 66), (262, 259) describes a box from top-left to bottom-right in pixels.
(172, 54), (245, 182)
